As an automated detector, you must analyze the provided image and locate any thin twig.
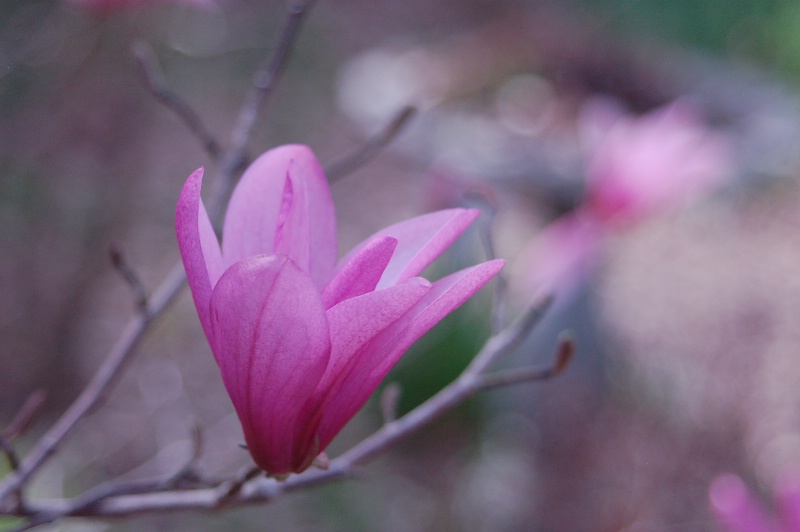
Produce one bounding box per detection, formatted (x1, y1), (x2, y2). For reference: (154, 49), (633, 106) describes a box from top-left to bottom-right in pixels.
(205, 0), (317, 225)
(133, 42), (223, 160)
(227, 0), (317, 154)
(4, 295), (563, 521)
(3, 390), (46, 442)
(171, 423), (204, 484)
(0, 263), (186, 507)
(463, 293), (553, 378)
(328, 301), (554, 468)
(379, 383), (402, 425)
(0, 436), (19, 472)
(474, 335), (575, 393)
(326, 106), (417, 183)
(216, 467), (262, 504)
(12, 425), (216, 529)
(469, 191), (508, 334)
(109, 244), (149, 312)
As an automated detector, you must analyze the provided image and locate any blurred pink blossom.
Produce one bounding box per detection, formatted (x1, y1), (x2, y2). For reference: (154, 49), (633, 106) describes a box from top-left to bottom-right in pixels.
(581, 100), (731, 227)
(522, 100), (732, 296)
(710, 473), (800, 532)
(176, 145), (503, 476)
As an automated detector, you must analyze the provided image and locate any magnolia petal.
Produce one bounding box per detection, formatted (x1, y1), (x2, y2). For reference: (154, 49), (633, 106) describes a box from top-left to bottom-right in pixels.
(319, 277), (431, 394)
(209, 254), (331, 475)
(777, 476), (800, 532)
(272, 156), (339, 288)
(709, 474), (776, 532)
(221, 145), (338, 284)
(342, 209), (480, 290)
(175, 167), (223, 339)
(518, 211), (604, 299)
(316, 259), (504, 449)
(320, 235), (398, 309)
(294, 278), (432, 458)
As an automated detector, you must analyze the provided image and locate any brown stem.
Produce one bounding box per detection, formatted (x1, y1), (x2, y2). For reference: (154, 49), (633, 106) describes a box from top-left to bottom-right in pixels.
(326, 106), (417, 183)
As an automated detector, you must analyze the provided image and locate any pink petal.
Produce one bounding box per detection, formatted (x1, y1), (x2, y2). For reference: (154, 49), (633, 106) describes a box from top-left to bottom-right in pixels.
(777, 475), (800, 531)
(583, 101), (731, 224)
(175, 167), (223, 339)
(341, 209), (480, 290)
(221, 145), (338, 287)
(208, 254), (331, 474)
(272, 156), (339, 288)
(316, 259), (504, 449)
(288, 278), (431, 456)
(316, 277), (431, 398)
(518, 211), (604, 299)
(320, 235), (398, 309)
(709, 474), (776, 532)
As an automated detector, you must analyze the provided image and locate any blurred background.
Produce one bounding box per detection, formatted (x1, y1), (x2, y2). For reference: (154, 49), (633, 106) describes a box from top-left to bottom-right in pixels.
(3, 0), (800, 530)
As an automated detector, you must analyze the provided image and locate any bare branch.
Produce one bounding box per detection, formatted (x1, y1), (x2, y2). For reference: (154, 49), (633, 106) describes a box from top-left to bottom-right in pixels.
(205, 0), (317, 226)
(133, 42), (223, 160)
(226, 0), (316, 159)
(215, 467), (262, 504)
(12, 425), (218, 529)
(0, 436), (18, 472)
(326, 106), (417, 183)
(0, 263), (187, 506)
(20, 478), (176, 529)
(469, 191), (508, 334)
(173, 423), (204, 483)
(379, 383), (402, 425)
(3, 390), (46, 442)
(463, 293), (553, 378)
(475, 334), (575, 393)
(2, 294), (564, 522)
(553, 333), (575, 374)
(109, 243), (149, 312)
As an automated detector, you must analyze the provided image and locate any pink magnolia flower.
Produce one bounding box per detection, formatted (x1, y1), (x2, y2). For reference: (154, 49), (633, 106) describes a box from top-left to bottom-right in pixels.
(710, 473), (800, 532)
(522, 101), (731, 296)
(176, 145), (503, 476)
(581, 100), (731, 227)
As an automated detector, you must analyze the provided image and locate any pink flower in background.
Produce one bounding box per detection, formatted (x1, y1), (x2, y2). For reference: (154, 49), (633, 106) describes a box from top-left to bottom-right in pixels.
(523, 100), (731, 296)
(176, 145), (503, 476)
(581, 100), (731, 227)
(710, 473), (800, 532)
(523, 211), (604, 296)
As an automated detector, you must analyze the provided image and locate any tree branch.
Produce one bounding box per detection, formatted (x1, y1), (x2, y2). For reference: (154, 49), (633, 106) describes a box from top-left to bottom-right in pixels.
(474, 334), (575, 393)
(0, 436), (19, 472)
(133, 42), (223, 161)
(463, 293), (553, 377)
(470, 192), (508, 335)
(109, 243), (149, 312)
(326, 106), (417, 183)
(204, 0), (317, 226)
(4, 297), (570, 523)
(3, 390), (46, 442)
(0, 263), (187, 508)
